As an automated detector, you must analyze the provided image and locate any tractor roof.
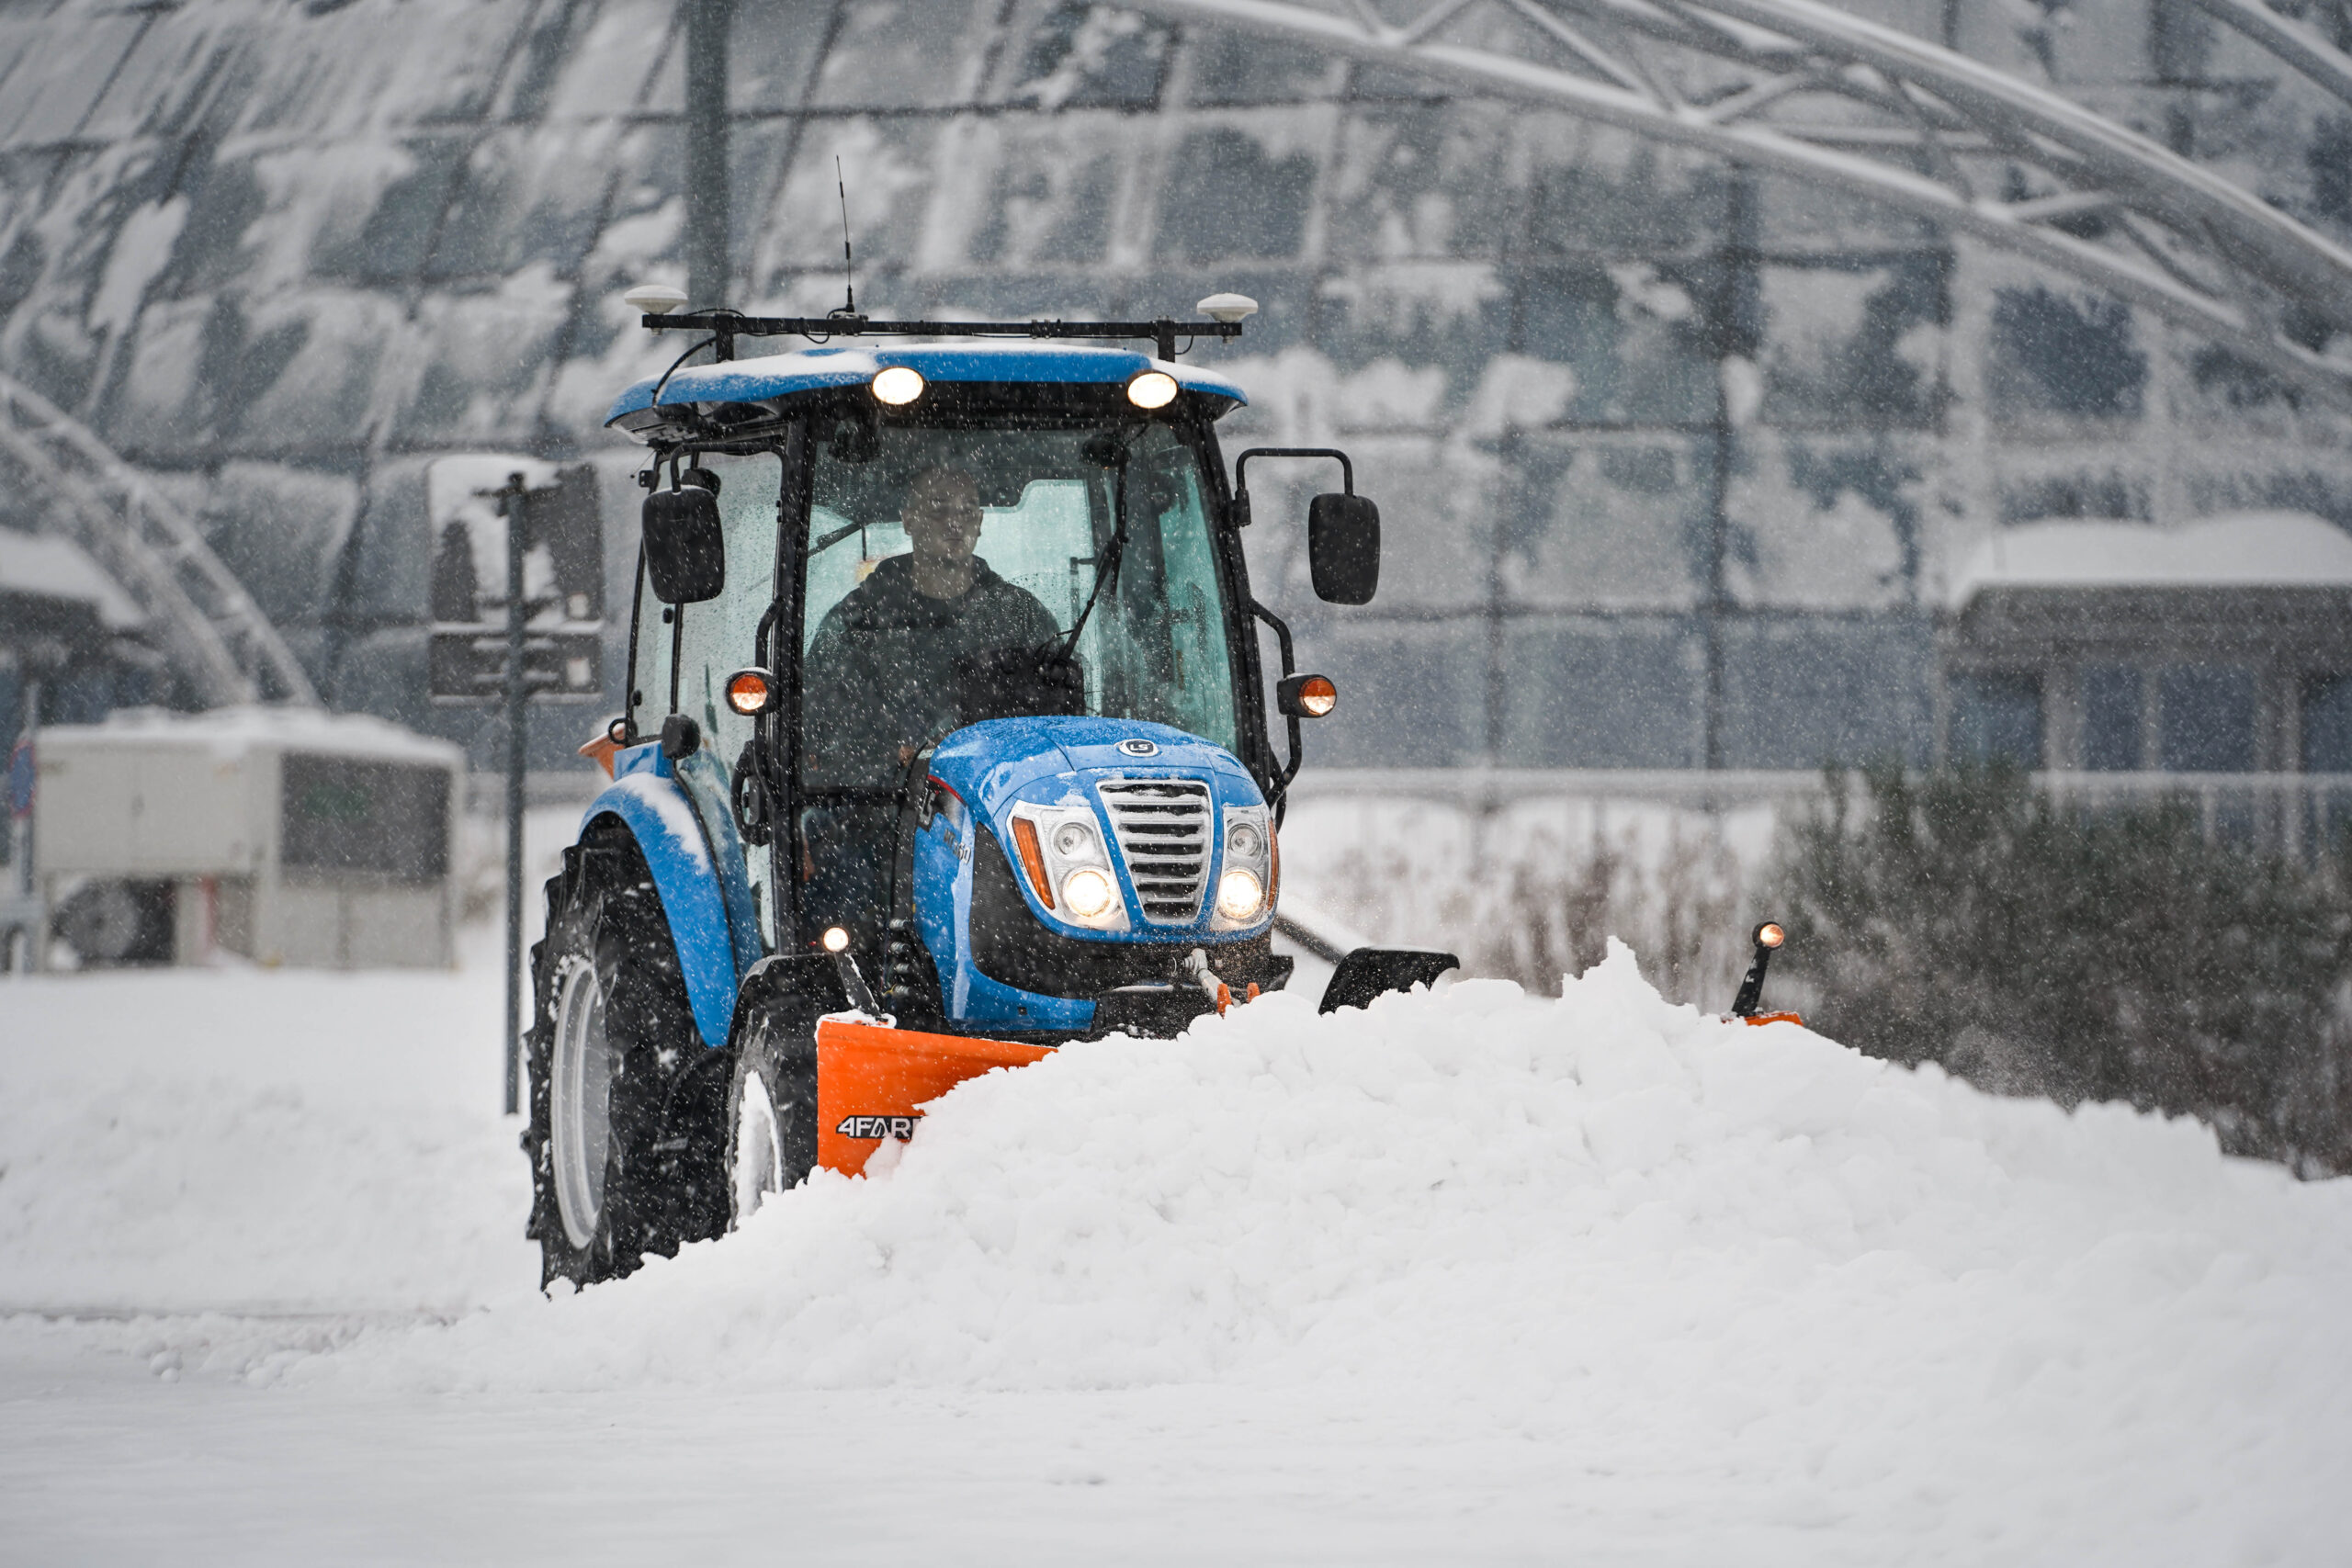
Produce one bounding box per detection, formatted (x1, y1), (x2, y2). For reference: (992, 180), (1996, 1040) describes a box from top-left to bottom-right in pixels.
(605, 342), (1247, 440)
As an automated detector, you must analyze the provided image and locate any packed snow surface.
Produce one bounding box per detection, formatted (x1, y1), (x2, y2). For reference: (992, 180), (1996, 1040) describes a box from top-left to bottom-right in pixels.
(4, 941), (2349, 1562)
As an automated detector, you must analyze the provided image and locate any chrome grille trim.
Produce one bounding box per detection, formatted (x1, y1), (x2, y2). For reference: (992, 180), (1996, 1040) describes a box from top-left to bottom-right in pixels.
(1095, 776), (1213, 923)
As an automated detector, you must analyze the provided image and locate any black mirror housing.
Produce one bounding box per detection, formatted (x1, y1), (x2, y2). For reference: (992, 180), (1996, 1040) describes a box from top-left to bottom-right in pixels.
(1307, 492), (1379, 604)
(642, 485), (725, 604)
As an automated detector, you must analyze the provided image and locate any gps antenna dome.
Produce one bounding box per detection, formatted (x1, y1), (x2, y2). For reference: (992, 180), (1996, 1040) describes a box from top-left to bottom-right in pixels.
(626, 282), (689, 316)
(1196, 293), (1258, 324)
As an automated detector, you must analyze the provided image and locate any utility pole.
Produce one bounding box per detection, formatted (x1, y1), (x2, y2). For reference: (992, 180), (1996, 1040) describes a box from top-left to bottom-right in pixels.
(430, 462), (604, 1113)
(1702, 175), (1761, 771)
(3, 677), (42, 973)
(684, 0), (733, 310)
(501, 474), (528, 1116)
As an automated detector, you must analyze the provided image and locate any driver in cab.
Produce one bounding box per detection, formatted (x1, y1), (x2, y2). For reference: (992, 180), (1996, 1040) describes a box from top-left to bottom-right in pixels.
(803, 464), (1058, 788)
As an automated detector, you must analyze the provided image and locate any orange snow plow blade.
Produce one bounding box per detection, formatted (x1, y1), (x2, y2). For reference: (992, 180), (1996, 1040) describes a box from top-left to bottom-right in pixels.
(814, 1019), (1054, 1176)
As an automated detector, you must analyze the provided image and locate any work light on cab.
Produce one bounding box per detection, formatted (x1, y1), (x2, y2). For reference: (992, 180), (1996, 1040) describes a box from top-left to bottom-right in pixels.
(1125, 369), (1179, 410)
(870, 366), (926, 405)
(724, 668), (775, 716)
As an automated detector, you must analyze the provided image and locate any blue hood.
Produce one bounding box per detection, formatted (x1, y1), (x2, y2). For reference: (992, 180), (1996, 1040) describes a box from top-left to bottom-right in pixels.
(925, 716), (1268, 943)
(925, 716), (1259, 824)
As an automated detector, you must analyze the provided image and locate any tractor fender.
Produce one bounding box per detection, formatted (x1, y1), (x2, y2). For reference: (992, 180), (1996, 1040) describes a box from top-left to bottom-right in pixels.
(580, 768), (746, 1048)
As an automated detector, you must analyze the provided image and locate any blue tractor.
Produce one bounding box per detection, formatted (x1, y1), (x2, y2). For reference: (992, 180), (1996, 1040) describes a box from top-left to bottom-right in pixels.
(526, 292), (1456, 1285)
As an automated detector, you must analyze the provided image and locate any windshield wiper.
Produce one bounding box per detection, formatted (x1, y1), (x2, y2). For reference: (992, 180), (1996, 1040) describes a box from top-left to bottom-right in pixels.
(1055, 457), (1128, 661)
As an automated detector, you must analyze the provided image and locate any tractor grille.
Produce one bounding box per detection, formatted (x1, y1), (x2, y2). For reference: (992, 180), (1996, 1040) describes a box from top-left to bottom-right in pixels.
(1096, 777), (1213, 923)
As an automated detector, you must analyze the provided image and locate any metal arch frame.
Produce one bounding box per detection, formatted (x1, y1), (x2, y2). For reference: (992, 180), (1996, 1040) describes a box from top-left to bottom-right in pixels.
(1128, 0), (2352, 412)
(0, 372), (319, 708)
(2187, 0), (2352, 108)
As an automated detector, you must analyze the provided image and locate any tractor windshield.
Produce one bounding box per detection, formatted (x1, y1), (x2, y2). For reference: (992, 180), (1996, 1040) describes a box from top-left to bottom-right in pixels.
(798, 417), (1238, 791)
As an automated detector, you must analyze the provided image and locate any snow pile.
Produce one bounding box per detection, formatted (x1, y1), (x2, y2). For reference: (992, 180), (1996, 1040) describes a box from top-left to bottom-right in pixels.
(10, 941), (2352, 1554)
(0, 967), (535, 1317)
(303, 947), (2351, 1514)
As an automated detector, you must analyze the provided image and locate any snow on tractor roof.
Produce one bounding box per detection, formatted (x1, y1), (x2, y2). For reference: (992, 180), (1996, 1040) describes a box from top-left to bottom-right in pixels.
(605, 341), (1247, 432)
(1948, 511), (2352, 610)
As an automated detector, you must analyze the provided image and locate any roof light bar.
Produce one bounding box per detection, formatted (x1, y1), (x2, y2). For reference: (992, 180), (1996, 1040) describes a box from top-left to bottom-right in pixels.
(638, 310), (1243, 363)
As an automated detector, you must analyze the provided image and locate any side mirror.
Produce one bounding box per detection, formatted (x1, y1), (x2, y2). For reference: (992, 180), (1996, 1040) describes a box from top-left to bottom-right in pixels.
(1307, 492), (1379, 604)
(642, 485), (724, 604)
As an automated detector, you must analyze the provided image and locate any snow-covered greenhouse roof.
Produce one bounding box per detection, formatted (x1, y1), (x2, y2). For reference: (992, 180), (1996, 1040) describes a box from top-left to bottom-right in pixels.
(1947, 513), (2352, 611)
(605, 343), (1246, 437)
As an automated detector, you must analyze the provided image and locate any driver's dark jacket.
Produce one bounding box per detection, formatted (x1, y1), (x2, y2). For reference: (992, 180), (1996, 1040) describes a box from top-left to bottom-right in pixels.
(803, 553), (1058, 788)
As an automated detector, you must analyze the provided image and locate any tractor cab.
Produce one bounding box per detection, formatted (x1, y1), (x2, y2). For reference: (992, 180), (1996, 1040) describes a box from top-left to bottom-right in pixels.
(524, 297), (1454, 1286)
(605, 315), (1384, 1040)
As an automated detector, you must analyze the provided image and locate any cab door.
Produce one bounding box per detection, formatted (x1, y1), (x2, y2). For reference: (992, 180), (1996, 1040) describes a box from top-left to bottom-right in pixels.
(628, 449), (788, 950)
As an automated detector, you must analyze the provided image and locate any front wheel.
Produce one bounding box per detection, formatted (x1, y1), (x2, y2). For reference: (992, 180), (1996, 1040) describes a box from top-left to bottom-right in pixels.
(726, 1001), (820, 1228)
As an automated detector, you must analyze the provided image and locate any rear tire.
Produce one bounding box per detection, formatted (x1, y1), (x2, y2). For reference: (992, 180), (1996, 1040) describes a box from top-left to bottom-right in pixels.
(523, 828), (730, 1287)
(726, 999), (820, 1228)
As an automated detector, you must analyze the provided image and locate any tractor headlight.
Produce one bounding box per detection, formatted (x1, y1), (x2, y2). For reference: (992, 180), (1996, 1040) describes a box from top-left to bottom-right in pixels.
(1215, 868), (1263, 921)
(1008, 803), (1127, 931)
(1212, 802), (1273, 927)
(1062, 867), (1117, 919)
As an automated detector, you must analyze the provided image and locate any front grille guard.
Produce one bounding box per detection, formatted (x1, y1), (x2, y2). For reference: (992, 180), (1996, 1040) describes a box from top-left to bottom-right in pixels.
(1094, 776), (1214, 924)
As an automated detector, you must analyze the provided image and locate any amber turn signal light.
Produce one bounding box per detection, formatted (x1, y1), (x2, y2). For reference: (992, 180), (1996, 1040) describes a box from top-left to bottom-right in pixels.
(1276, 673), (1338, 718)
(1754, 921), (1785, 950)
(1010, 818), (1055, 909)
(724, 668), (776, 716)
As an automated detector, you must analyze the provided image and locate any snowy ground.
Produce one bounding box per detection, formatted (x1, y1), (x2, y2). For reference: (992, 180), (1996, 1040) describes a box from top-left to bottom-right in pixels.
(5, 844), (2351, 1562)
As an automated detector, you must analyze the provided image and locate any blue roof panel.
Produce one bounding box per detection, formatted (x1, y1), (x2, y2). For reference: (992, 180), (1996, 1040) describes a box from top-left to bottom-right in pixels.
(605, 342), (1247, 429)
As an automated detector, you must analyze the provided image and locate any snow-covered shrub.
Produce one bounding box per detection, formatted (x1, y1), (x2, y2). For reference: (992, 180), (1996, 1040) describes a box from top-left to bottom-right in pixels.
(1287, 798), (1757, 1007)
(1770, 763), (2352, 1173)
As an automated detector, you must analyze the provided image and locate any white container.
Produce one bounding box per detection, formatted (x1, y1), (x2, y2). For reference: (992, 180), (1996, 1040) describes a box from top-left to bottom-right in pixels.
(34, 707), (464, 969)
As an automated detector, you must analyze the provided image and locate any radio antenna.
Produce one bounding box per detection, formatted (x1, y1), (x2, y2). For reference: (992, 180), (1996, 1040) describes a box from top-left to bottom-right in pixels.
(834, 156), (856, 318)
